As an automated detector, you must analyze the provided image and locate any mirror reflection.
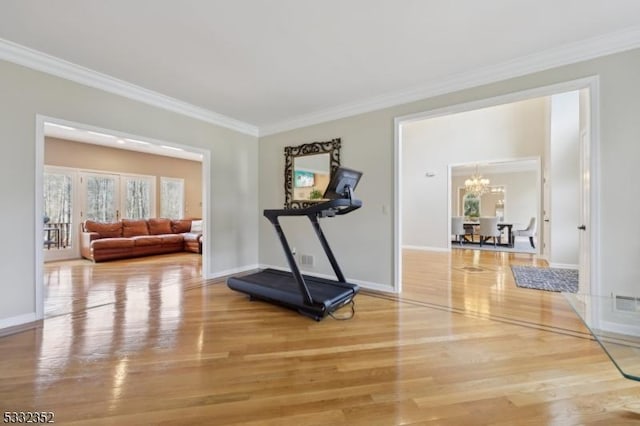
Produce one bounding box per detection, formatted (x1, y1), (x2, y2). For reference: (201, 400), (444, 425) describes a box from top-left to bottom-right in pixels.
(293, 153), (331, 201)
(284, 138), (341, 209)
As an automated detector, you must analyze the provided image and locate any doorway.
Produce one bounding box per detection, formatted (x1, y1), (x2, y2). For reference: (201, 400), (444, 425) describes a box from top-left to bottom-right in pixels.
(394, 77), (599, 295)
(35, 116), (211, 320)
(450, 159), (540, 254)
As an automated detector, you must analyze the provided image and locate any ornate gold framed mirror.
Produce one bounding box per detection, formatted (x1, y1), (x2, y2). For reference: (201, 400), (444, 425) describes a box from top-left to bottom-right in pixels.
(284, 138), (341, 208)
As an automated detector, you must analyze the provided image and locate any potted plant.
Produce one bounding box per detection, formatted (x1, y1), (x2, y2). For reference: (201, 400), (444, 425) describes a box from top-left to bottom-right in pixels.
(309, 188), (323, 200)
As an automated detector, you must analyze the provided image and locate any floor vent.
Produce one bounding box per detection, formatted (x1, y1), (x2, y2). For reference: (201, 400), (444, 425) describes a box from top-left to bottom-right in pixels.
(614, 295), (640, 312)
(300, 254), (314, 266)
(460, 266), (485, 272)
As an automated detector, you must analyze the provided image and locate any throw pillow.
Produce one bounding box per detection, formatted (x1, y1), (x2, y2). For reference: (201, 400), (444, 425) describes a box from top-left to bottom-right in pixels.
(190, 219), (203, 233)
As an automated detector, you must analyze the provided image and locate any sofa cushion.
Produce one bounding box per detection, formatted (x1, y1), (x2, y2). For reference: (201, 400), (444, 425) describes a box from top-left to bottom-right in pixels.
(182, 232), (201, 242)
(148, 218), (172, 235)
(122, 219), (149, 237)
(171, 219), (192, 234)
(131, 235), (161, 247)
(160, 234), (184, 245)
(91, 238), (134, 249)
(84, 220), (123, 238)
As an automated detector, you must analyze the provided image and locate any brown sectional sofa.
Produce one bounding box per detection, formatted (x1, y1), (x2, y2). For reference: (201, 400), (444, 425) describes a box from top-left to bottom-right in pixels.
(80, 218), (202, 262)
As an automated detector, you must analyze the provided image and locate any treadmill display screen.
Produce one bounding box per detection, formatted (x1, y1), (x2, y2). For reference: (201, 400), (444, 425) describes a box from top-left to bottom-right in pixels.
(323, 167), (363, 199)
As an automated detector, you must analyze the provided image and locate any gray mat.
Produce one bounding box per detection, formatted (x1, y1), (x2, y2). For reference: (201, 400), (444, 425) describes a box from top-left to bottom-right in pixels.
(511, 265), (578, 293)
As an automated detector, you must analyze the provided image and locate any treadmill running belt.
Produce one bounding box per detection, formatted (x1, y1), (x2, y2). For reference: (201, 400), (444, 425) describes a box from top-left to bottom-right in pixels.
(227, 268), (359, 320)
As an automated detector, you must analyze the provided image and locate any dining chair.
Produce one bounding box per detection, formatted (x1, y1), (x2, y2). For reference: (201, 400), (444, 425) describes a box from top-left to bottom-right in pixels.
(514, 217), (537, 248)
(451, 216), (466, 246)
(478, 216), (501, 247)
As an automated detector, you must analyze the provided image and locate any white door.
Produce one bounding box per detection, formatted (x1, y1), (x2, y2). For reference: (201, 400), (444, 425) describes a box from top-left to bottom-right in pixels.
(578, 89), (591, 294)
(542, 168), (550, 260)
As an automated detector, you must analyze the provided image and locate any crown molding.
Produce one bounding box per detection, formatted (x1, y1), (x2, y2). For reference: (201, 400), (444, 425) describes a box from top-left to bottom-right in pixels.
(4, 24), (640, 139)
(0, 38), (259, 137)
(260, 25), (640, 136)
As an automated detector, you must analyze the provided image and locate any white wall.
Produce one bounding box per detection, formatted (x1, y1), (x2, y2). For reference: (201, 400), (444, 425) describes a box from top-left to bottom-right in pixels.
(259, 122), (391, 290)
(258, 47), (640, 296)
(549, 91), (580, 267)
(0, 59), (259, 329)
(402, 98), (546, 250)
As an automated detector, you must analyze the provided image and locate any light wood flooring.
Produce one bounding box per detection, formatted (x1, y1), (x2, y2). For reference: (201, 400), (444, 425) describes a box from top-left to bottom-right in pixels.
(1, 250), (640, 425)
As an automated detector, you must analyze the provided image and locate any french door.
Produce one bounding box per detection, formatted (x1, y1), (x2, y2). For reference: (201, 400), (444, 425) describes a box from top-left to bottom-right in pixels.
(80, 172), (155, 223)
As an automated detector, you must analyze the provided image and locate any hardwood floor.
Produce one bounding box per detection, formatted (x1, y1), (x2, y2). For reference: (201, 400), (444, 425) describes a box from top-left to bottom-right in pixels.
(1, 250), (640, 424)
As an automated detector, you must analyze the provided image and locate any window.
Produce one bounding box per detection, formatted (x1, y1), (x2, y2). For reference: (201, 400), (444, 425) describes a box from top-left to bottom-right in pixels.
(123, 176), (154, 219)
(84, 173), (118, 222)
(43, 168), (73, 248)
(160, 177), (184, 219)
(81, 172), (155, 221)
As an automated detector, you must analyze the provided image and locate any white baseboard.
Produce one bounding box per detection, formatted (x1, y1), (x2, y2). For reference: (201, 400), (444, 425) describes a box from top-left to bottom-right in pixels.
(549, 262), (579, 270)
(402, 245), (450, 253)
(208, 264), (260, 280)
(0, 312), (37, 331)
(259, 264), (392, 293)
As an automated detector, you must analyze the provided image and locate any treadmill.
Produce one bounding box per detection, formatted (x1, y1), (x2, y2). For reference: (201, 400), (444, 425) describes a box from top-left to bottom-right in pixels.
(227, 167), (363, 320)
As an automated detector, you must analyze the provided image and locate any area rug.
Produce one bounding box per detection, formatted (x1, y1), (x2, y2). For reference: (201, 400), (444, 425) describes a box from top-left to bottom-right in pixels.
(510, 265), (578, 293)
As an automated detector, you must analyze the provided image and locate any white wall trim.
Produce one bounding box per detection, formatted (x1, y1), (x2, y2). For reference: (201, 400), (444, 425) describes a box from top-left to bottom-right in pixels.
(393, 118), (403, 293)
(35, 115), (45, 319)
(588, 78), (602, 298)
(549, 263), (579, 270)
(261, 26), (640, 136)
(402, 245), (451, 253)
(0, 38), (258, 137)
(0, 312), (37, 330)
(208, 264), (260, 280)
(2, 27), (636, 140)
(259, 264), (392, 293)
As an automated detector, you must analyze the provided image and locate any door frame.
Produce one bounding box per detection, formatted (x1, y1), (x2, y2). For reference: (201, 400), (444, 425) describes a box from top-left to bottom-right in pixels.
(393, 76), (600, 294)
(35, 115), (211, 320)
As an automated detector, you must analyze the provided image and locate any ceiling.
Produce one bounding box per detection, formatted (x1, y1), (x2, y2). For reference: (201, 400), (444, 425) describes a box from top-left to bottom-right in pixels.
(44, 121), (204, 162)
(2, 1), (640, 135)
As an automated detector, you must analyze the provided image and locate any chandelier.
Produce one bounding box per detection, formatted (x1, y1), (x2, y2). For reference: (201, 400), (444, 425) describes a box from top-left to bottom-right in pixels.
(464, 165), (490, 197)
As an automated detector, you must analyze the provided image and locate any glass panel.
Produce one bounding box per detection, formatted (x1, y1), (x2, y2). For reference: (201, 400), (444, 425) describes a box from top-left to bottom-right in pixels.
(160, 178), (184, 219)
(43, 171), (73, 248)
(124, 178), (152, 219)
(564, 293), (640, 381)
(85, 175), (117, 222)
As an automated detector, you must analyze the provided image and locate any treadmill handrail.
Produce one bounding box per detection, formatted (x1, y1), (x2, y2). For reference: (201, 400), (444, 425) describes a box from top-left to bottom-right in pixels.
(262, 196), (362, 307)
